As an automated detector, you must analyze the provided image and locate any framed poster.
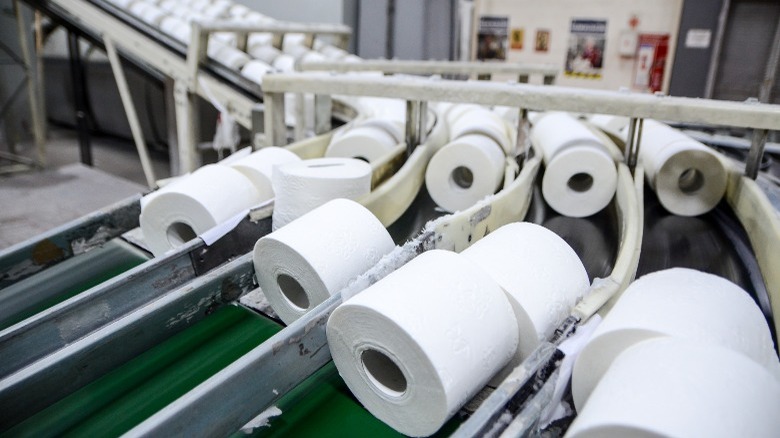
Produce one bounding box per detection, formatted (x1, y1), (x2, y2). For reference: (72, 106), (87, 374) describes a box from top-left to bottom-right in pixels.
(535, 29), (550, 52)
(510, 28), (524, 50)
(477, 16), (509, 60)
(565, 19), (607, 79)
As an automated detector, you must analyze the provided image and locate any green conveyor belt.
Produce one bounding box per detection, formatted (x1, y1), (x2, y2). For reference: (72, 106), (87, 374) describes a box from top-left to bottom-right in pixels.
(245, 362), (461, 437)
(5, 304), (281, 437)
(0, 240), (149, 330)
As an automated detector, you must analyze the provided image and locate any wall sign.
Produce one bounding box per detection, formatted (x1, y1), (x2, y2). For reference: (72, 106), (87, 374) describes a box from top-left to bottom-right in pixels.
(510, 28), (524, 50)
(535, 29), (550, 52)
(477, 16), (509, 60)
(565, 19), (607, 79)
(685, 29), (711, 49)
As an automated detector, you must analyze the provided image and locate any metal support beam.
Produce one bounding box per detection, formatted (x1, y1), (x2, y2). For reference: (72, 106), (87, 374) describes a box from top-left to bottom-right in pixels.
(263, 91), (287, 147)
(173, 80), (199, 174)
(314, 94), (332, 135)
(759, 15), (780, 103)
(515, 108), (529, 166)
(624, 117), (643, 172)
(746, 129), (768, 179)
(14, 0), (46, 166)
(405, 100), (427, 155)
(66, 31), (92, 166)
(704, 0), (730, 99)
(104, 36), (157, 188)
(250, 103), (264, 149)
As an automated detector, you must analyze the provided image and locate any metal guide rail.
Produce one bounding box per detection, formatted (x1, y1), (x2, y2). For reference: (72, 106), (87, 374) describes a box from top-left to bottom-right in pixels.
(126, 75), (780, 437)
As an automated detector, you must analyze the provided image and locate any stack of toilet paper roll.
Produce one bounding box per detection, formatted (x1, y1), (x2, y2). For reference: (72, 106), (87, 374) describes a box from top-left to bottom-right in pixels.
(630, 119), (728, 216)
(253, 199), (394, 324)
(567, 337), (780, 437)
(327, 249), (519, 437)
(572, 268), (780, 413)
(271, 157), (372, 230)
(531, 112), (618, 217)
(425, 104), (513, 212)
(326, 118), (404, 163)
(327, 222), (590, 436)
(140, 147), (299, 257)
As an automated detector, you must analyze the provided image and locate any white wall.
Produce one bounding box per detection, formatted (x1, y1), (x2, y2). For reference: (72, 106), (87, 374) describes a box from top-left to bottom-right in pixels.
(473, 0), (684, 92)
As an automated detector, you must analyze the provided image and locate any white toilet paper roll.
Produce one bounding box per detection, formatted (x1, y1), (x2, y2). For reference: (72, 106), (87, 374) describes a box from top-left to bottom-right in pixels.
(571, 268), (780, 412)
(272, 53), (296, 72)
(636, 120), (728, 216)
(425, 134), (505, 213)
(138, 5), (167, 26)
(567, 338), (780, 438)
(325, 126), (398, 163)
(107, 0), (136, 9)
(588, 114), (629, 139)
(327, 249), (519, 437)
(532, 112), (618, 217)
(319, 45), (349, 60)
(140, 164), (262, 257)
(128, 2), (153, 19)
(272, 157), (372, 230)
(228, 147), (300, 199)
(449, 107), (513, 154)
(254, 199), (394, 324)
(541, 145), (617, 218)
(212, 32), (238, 47)
(202, 3), (229, 18)
(209, 44), (250, 69)
(248, 44), (281, 65)
(462, 222), (589, 367)
(282, 33), (306, 51)
(240, 60), (274, 85)
(228, 3), (250, 17)
(247, 32), (273, 47)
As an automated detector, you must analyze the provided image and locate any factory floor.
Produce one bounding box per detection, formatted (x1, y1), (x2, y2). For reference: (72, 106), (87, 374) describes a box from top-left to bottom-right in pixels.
(0, 128), (170, 249)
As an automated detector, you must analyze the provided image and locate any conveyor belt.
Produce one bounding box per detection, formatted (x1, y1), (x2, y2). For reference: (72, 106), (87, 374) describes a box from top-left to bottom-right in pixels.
(0, 239), (149, 330)
(5, 305), (280, 436)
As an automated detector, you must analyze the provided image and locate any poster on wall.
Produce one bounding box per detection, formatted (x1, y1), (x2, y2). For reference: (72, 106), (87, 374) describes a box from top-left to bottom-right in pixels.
(565, 19), (607, 79)
(477, 16), (509, 60)
(510, 28), (524, 50)
(634, 34), (670, 93)
(535, 29), (550, 52)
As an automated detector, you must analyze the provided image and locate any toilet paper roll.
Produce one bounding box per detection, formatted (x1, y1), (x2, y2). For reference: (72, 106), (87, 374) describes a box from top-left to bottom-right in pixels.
(140, 164), (262, 257)
(588, 114), (629, 139)
(449, 107), (513, 154)
(240, 60), (274, 85)
(212, 32), (238, 47)
(462, 222), (589, 368)
(272, 157), (372, 230)
(254, 199), (394, 324)
(228, 146), (300, 199)
(202, 3), (229, 18)
(189, 0), (210, 11)
(541, 144), (617, 217)
(282, 33), (306, 51)
(128, 2), (153, 19)
(228, 3), (250, 17)
(107, 0), (136, 9)
(248, 44), (281, 65)
(571, 268), (780, 412)
(209, 44), (250, 69)
(284, 43), (310, 61)
(327, 250), (519, 437)
(635, 120), (728, 216)
(247, 32), (272, 47)
(272, 53), (296, 72)
(319, 44), (349, 60)
(531, 112), (608, 161)
(567, 338), (780, 438)
(425, 134), (505, 213)
(298, 50), (326, 65)
(325, 126), (398, 163)
(138, 5), (167, 26)
(158, 0), (178, 12)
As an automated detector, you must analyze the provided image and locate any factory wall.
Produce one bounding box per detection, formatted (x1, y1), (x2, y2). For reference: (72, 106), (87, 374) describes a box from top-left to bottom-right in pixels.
(472, 0), (684, 92)
(668, 0), (724, 98)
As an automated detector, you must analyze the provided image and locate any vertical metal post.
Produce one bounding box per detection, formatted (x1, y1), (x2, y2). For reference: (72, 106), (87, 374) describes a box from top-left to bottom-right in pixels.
(745, 129), (768, 179)
(624, 117), (643, 172)
(294, 92), (306, 141)
(704, 0), (730, 99)
(104, 36), (157, 188)
(313, 94), (332, 135)
(164, 78), (180, 175)
(515, 108), (529, 167)
(14, 0), (46, 166)
(67, 31), (92, 166)
(250, 103), (264, 149)
(263, 91), (287, 147)
(758, 16), (780, 103)
(173, 80), (199, 174)
(405, 100), (427, 155)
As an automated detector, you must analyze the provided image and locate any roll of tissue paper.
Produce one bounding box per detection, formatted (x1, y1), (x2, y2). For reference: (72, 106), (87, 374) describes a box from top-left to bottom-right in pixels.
(567, 338), (780, 438)
(271, 157), (372, 230)
(140, 164), (262, 257)
(248, 44), (281, 65)
(228, 147), (301, 199)
(425, 134), (505, 212)
(240, 60), (274, 85)
(254, 199), (394, 324)
(209, 44), (250, 70)
(448, 107), (513, 154)
(635, 119), (728, 216)
(462, 222), (589, 371)
(571, 268), (780, 411)
(327, 249), (519, 437)
(531, 112), (617, 217)
(326, 119), (403, 163)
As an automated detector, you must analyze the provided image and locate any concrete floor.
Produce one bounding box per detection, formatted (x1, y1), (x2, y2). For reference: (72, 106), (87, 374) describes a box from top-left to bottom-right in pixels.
(0, 128), (170, 249)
